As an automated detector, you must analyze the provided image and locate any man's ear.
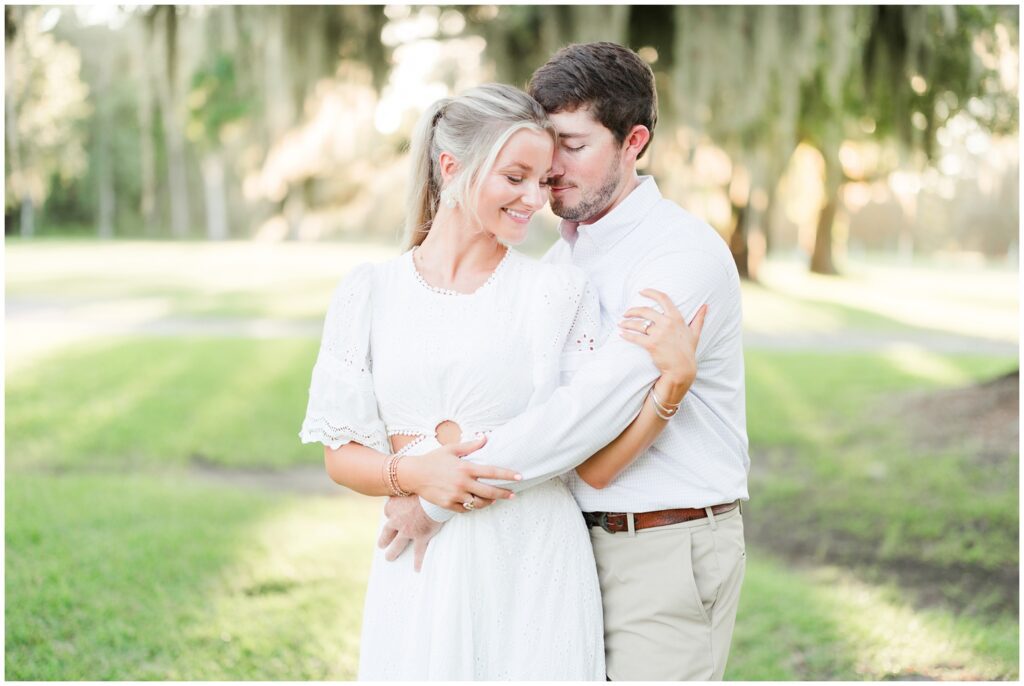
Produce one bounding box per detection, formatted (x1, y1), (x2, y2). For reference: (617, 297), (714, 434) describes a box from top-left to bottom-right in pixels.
(622, 125), (651, 163)
(438, 151), (460, 186)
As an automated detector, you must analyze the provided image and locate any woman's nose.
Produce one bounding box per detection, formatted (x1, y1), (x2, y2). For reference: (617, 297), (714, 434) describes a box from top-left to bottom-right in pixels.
(523, 182), (545, 209)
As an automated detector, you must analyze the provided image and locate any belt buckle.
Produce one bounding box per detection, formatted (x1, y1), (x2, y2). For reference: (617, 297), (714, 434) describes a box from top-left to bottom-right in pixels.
(596, 512), (614, 534)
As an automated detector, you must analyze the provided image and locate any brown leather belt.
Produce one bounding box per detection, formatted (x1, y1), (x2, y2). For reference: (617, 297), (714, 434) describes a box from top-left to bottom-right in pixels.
(583, 501), (740, 534)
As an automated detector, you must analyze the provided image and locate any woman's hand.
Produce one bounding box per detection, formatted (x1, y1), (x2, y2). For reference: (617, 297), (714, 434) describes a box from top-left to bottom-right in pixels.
(397, 436), (522, 513)
(618, 289), (707, 391)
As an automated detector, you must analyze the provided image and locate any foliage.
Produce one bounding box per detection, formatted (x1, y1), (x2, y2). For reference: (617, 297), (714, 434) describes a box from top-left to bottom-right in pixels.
(186, 53), (254, 149)
(4, 7), (91, 212)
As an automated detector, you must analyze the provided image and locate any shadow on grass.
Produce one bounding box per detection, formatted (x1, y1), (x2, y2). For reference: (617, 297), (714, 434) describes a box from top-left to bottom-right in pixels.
(5, 471), (380, 680)
(5, 472), (285, 679)
(729, 552), (1019, 680)
(744, 350), (1018, 631)
(6, 337), (319, 473)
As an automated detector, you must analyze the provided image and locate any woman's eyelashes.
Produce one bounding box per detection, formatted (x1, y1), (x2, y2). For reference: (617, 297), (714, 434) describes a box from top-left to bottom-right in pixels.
(504, 175), (550, 187)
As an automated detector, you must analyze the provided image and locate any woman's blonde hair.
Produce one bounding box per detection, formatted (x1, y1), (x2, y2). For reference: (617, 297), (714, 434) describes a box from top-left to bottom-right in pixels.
(405, 83), (555, 248)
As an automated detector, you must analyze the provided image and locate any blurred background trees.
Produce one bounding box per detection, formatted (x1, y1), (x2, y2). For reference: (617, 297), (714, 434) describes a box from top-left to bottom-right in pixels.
(4, 5), (1019, 276)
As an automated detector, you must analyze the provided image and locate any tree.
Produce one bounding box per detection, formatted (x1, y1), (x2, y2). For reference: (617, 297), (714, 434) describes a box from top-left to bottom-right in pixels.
(5, 6), (91, 237)
(151, 5), (192, 238)
(667, 6), (829, 279)
(803, 5), (1019, 273)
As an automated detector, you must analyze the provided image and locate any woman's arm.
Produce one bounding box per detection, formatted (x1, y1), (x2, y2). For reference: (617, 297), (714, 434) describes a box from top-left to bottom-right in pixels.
(323, 442), (395, 496)
(323, 438), (522, 507)
(575, 291), (707, 489)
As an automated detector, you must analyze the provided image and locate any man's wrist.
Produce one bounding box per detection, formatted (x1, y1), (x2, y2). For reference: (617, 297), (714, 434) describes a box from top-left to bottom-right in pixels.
(420, 497), (455, 523)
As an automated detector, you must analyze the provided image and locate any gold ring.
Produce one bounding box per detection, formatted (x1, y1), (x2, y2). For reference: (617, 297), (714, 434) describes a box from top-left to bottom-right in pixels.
(462, 499), (476, 511)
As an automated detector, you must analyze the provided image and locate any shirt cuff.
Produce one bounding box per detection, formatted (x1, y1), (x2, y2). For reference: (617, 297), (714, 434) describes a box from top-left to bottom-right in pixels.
(421, 497), (455, 523)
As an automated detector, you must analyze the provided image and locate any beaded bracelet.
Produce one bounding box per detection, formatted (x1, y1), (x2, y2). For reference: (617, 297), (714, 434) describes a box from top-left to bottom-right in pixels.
(385, 453), (412, 497)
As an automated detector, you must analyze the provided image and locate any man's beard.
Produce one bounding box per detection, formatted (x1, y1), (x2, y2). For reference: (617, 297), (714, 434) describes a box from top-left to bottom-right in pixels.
(550, 156), (622, 223)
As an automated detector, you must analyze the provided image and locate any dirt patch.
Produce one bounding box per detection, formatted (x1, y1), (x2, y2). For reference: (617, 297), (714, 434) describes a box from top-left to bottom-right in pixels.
(745, 517), (1018, 616)
(747, 370), (1019, 617)
(187, 453), (344, 496)
(894, 369), (1019, 463)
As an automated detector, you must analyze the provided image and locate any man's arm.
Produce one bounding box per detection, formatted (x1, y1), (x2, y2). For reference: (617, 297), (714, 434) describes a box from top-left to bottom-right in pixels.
(421, 249), (734, 522)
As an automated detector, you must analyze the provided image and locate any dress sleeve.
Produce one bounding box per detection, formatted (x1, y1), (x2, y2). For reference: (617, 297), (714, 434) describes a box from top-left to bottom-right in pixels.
(299, 263), (390, 454)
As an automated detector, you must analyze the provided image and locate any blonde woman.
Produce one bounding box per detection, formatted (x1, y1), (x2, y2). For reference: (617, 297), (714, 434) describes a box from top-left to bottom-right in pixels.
(300, 84), (703, 679)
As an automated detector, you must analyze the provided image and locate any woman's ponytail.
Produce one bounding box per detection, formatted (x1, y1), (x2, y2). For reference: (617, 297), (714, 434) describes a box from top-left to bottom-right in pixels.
(404, 98), (449, 249)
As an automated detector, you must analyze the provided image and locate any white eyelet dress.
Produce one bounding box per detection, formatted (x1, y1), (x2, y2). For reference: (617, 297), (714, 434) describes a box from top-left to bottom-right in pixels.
(300, 248), (606, 680)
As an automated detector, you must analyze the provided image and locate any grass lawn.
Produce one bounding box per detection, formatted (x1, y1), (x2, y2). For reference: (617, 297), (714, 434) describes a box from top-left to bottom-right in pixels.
(8, 241), (1018, 344)
(6, 471), (377, 680)
(6, 240), (1018, 679)
(5, 334), (1017, 679)
(745, 349), (1018, 615)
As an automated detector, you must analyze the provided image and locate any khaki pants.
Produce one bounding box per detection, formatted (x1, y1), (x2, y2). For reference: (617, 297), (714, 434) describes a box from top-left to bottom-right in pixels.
(589, 505), (746, 681)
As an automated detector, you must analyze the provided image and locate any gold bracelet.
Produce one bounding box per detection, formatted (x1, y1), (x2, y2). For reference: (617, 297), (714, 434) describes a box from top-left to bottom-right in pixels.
(651, 385), (681, 409)
(652, 402), (676, 421)
(650, 387), (680, 419)
(387, 454), (412, 497)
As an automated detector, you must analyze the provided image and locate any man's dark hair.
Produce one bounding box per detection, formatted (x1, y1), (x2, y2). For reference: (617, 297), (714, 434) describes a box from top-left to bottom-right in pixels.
(528, 42), (658, 159)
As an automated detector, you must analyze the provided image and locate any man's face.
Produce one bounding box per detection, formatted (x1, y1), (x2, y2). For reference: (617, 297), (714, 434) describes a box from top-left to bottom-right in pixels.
(547, 107), (626, 224)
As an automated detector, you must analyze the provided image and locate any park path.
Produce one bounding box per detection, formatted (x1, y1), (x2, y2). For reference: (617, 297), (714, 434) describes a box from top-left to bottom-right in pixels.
(7, 294), (1016, 497)
(7, 294), (1017, 361)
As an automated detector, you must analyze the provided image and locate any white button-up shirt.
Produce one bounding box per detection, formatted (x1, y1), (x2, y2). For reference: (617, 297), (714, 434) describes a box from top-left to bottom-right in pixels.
(423, 176), (748, 521)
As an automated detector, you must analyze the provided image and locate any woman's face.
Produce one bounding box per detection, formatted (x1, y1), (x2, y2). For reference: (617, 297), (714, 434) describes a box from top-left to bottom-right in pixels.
(472, 128), (554, 245)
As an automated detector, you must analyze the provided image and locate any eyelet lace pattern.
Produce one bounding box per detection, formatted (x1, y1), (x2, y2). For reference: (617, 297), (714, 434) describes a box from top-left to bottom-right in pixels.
(408, 245), (513, 296)
(300, 253), (606, 680)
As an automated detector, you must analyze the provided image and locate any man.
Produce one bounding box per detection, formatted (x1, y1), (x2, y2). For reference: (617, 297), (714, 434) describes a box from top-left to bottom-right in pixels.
(382, 42), (749, 680)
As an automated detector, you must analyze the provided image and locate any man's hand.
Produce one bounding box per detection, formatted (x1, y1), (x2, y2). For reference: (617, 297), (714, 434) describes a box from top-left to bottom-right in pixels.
(377, 495), (444, 572)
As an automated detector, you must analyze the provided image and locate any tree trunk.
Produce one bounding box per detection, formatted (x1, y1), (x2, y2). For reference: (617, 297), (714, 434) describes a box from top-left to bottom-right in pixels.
(95, 43), (116, 239)
(19, 198), (34, 238)
(570, 5), (630, 44)
(155, 6), (191, 238)
(136, 13), (158, 235)
(201, 151), (229, 240)
(810, 134), (842, 275)
(263, 6), (293, 142)
(729, 202), (750, 279)
(810, 194), (839, 275)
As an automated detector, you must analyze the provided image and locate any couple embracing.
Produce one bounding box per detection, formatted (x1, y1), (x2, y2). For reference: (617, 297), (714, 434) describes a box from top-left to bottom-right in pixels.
(300, 42), (749, 681)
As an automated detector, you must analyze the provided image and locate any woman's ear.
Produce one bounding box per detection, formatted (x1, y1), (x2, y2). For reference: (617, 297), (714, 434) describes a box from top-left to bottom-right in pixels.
(438, 151), (460, 186)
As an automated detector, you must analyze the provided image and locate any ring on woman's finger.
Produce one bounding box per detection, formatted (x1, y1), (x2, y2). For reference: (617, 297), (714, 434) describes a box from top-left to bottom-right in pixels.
(462, 498), (476, 511)
(642, 319), (654, 334)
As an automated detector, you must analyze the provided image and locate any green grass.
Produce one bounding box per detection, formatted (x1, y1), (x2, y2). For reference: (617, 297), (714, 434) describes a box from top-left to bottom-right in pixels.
(729, 556), (1018, 680)
(6, 337), (318, 471)
(744, 349), (1014, 446)
(6, 239), (1019, 679)
(5, 471), (378, 680)
(744, 350), (1018, 613)
(6, 336), (1017, 679)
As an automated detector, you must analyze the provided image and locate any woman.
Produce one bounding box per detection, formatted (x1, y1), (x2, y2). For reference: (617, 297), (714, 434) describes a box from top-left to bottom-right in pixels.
(299, 84), (703, 680)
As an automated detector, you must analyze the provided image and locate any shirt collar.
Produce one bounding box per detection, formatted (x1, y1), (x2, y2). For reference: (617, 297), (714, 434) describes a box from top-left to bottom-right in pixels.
(558, 175), (662, 252)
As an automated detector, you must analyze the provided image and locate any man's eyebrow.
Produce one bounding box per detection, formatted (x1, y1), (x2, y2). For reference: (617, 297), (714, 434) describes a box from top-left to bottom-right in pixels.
(557, 132), (588, 139)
